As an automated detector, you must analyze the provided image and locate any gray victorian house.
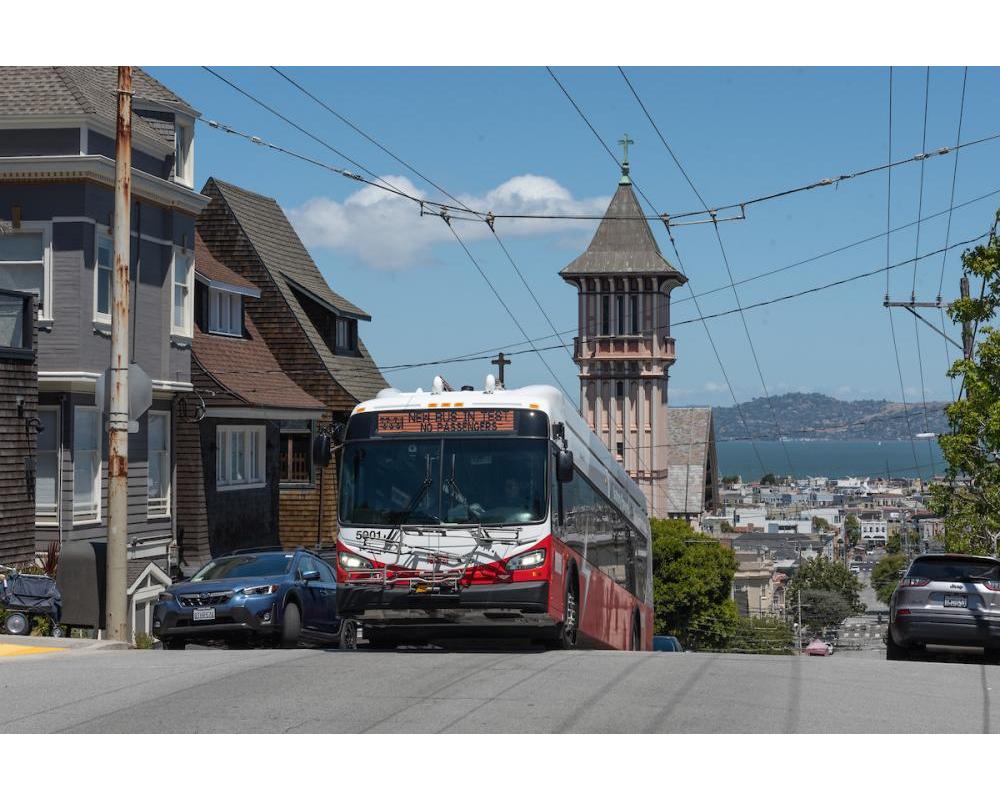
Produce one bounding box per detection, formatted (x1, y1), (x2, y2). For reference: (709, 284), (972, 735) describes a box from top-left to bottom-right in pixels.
(0, 67), (208, 570)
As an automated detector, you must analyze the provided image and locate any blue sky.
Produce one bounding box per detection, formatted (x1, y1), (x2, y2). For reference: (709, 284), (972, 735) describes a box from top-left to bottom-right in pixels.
(148, 66), (1000, 408)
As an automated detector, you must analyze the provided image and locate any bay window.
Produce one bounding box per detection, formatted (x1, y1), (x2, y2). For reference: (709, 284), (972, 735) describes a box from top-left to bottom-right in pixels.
(36, 407), (59, 526)
(148, 411), (170, 516)
(73, 407), (101, 523)
(217, 426), (265, 490)
(0, 224), (51, 321)
(95, 234), (113, 320)
(171, 248), (194, 337)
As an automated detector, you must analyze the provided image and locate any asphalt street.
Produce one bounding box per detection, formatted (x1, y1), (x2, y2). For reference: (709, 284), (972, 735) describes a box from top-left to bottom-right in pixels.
(2, 645), (997, 733)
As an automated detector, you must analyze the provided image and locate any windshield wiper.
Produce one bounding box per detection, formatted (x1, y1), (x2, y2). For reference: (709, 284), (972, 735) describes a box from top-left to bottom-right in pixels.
(385, 454), (439, 543)
(446, 453), (481, 523)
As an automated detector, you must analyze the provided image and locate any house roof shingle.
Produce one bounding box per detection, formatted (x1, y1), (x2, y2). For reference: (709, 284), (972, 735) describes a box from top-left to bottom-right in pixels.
(200, 178), (388, 404)
(560, 181), (686, 279)
(194, 234), (257, 293)
(0, 66), (195, 148)
(194, 315), (325, 412)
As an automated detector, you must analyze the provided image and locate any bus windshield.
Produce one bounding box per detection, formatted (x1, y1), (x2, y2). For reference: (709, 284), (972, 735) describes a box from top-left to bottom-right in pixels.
(339, 438), (548, 527)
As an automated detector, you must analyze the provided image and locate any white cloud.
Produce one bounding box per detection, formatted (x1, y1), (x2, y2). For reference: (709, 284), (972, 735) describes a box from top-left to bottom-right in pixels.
(288, 174), (609, 270)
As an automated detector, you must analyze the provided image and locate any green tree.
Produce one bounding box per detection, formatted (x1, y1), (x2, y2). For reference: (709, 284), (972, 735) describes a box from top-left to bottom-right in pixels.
(719, 520), (735, 534)
(796, 589), (853, 634)
(729, 616), (795, 655)
(871, 553), (908, 605)
(844, 514), (861, 548)
(787, 556), (864, 615)
(721, 475), (740, 485)
(650, 518), (739, 650)
(929, 216), (1000, 555)
(886, 531), (902, 554)
(760, 473), (778, 485)
(812, 516), (831, 533)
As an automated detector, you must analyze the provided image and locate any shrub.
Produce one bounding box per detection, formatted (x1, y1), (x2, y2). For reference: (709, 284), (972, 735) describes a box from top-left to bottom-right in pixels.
(133, 633), (157, 650)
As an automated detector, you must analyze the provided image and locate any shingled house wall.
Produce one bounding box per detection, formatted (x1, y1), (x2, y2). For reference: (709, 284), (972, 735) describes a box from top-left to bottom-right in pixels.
(195, 187), (356, 550)
(0, 294), (38, 565)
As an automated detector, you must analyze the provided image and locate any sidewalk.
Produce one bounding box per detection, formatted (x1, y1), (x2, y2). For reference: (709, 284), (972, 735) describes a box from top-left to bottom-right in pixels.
(0, 633), (129, 657)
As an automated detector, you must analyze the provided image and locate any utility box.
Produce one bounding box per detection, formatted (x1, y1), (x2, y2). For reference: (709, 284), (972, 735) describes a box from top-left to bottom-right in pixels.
(57, 541), (106, 630)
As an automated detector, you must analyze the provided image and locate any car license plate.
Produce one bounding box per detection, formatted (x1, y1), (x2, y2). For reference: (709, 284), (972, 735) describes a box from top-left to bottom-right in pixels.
(192, 607), (216, 621)
(944, 595), (967, 608)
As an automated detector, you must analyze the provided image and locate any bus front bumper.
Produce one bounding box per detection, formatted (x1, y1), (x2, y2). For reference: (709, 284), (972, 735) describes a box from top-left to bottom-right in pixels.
(339, 581), (555, 642)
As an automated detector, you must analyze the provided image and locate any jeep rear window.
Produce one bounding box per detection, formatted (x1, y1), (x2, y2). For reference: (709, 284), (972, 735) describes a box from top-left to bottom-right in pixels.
(907, 558), (1000, 582)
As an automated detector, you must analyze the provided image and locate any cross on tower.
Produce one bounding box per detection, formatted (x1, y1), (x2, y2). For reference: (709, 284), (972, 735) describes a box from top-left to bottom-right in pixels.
(491, 352), (511, 386)
(618, 133), (634, 166)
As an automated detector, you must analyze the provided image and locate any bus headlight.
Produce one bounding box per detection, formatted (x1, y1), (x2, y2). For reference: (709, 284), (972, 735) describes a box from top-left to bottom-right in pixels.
(507, 548), (546, 571)
(339, 551), (374, 570)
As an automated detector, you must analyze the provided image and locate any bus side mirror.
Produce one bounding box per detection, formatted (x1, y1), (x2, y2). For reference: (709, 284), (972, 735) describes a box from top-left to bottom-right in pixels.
(557, 450), (574, 483)
(313, 433), (333, 468)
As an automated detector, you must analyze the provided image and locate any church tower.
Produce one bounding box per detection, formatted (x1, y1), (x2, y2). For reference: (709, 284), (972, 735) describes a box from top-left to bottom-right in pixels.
(560, 138), (687, 518)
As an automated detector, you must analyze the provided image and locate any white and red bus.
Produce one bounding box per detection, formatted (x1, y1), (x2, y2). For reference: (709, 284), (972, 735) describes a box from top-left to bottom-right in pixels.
(334, 379), (652, 650)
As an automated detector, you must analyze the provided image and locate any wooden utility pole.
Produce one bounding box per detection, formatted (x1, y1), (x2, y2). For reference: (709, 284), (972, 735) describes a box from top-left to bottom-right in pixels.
(106, 65), (132, 642)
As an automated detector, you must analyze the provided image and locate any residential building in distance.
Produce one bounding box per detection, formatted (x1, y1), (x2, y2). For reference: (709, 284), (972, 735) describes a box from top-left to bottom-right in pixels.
(0, 66), (208, 567)
(560, 149), (687, 517)
(191, 178), (386, 564)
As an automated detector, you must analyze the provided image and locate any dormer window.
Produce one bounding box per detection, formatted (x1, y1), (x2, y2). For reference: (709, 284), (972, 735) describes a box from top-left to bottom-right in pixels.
(208, 287), (242, 336)
(174, 117), (194, 188)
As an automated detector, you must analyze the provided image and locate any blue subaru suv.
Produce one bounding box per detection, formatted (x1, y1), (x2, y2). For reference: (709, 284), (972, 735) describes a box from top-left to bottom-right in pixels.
(153, 547), (357, 650)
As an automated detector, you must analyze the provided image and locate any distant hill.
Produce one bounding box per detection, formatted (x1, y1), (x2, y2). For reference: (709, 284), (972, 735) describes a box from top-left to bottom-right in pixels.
(711, 392), (948, 441)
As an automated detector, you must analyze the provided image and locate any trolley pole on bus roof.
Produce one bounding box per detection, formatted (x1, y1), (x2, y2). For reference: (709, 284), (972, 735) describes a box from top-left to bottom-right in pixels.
(106, 65), (132, 643)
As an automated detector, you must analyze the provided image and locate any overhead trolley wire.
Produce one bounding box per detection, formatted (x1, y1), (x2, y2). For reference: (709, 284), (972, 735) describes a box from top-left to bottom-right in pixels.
(545, 65), (767, 477)
(909, 67), (938, 474)
(204, 66), (577, 407)
(619, 65), (796, 477)
(938, 67), (969, 402)
(270, 66), (577, 380)
(884, 67), (923, 482)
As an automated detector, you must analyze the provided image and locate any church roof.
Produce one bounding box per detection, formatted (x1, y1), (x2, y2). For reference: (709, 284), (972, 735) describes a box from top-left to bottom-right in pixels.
(665, 407), (719, 516)
(560, 181), (686, 280)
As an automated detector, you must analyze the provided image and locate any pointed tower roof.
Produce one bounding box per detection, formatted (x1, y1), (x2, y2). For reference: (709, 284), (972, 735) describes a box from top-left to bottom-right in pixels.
(560, 178), (686, 281)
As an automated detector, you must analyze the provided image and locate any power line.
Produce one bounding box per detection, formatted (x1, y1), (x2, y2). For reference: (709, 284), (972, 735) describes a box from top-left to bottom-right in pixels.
(938, 67), (969, 403)
(272, 67), (577, 367)
(675, 185), (1000, 309)
(441, 219), (577, 404)
(884, 66), (923, 483)
(203, 66), (577, 408)
(908, 67), (937, 475)
(545, 65), (770, 478)
(619, 65), (796, 477)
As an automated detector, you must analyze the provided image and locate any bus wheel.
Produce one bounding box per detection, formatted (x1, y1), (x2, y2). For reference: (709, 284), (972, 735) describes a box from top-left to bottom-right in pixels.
(557, 580), (579, 649)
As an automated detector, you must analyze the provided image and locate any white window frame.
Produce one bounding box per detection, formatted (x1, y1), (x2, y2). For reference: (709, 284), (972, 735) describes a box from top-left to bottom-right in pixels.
(171, 246), (194, 338)
(147, 410), (171, 518)
(72, 406), (101, 525)
(216, 425), (266, 491)
(208, 287), (242, 336)
(36, 405), (60, 527)
(93, 227), (114, 324)
(174, 117), (195, 189)
(0, 221), (53, 322)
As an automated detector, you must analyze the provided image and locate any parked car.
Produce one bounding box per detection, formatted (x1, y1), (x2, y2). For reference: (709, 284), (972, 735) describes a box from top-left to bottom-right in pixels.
(887, 553), (1000, 661)
(652, 635), (684, 652)
(152, 547), (357, 650)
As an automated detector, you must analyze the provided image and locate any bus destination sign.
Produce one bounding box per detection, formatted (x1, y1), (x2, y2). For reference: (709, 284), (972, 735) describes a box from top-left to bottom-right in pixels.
(376, 409), (515, 434)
